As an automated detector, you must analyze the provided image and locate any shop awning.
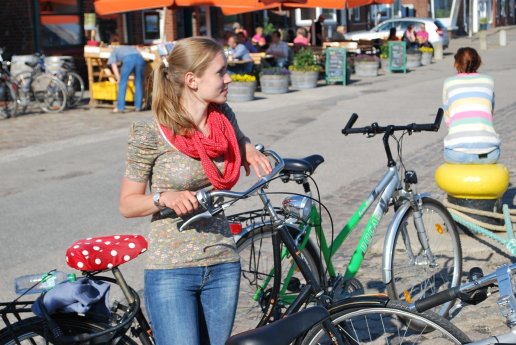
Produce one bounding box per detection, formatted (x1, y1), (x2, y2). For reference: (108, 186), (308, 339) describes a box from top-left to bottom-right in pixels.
(220, 0), (346, 15)
(346, 0), (392, 9)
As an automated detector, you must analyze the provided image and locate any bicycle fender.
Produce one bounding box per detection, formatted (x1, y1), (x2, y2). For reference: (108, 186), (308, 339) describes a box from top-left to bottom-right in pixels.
(382, 200), (412, 285)
(327, 294), (390, 313)
(382, 193), (431, 284)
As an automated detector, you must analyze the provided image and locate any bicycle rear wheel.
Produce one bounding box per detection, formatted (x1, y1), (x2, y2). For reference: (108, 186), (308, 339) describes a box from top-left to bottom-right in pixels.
(0, 80), (17, 118)
(33, 74), (67, 113)
(300, 299), (470, 344)
(233, 224), (323, 335)
(0, 314), (137, 345)
(62, 71), (84, 108)
(387, 197), (462, 320)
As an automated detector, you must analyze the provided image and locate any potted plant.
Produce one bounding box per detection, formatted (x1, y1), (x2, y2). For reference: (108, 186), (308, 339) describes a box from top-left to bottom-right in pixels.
(354, 54), (380, 77)
(379, 43), (390, 74)
(419, 46), (434, 66)
(288, 47), (321, 89)
(406, 47), (422, 68)
(227, 74), (256, 102)
(259, 67), (290, 94)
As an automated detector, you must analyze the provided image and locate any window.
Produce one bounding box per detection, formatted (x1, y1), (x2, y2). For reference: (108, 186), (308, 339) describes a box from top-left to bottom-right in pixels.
(40, 0), (82, 49)
(143, 12), (160, 41)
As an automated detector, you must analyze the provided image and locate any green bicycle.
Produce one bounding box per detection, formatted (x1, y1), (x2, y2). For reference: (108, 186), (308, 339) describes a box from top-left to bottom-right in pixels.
(230, 109), (463, 334)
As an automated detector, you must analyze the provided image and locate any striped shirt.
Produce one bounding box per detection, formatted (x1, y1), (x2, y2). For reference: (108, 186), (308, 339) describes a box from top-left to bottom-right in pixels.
(442, 73), (500, 154)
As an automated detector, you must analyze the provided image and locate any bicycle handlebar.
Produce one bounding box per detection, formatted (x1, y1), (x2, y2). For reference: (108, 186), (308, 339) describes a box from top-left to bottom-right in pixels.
(160, 147), (285, 231)
(413, 262), (516, 313)
(341, 108), (444, 136)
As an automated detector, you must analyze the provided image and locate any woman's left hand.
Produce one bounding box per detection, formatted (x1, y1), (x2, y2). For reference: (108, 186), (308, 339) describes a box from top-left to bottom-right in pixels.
(243, 143), (273, 177)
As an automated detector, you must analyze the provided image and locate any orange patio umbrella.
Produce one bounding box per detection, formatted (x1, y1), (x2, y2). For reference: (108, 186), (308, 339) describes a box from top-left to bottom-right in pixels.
(94, 0), (248, 16)
(346, 0), (392, 9)
(220, 0), (346, 15)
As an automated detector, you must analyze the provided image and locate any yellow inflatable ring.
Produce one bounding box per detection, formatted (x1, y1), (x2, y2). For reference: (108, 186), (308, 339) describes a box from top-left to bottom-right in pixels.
(435, 163), (509, 199)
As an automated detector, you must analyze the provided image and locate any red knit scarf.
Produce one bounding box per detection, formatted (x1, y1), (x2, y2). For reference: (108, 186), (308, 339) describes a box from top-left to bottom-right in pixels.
(159, 105), (241, 190)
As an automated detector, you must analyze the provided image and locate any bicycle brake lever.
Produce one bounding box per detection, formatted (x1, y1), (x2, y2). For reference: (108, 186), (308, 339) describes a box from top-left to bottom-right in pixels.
(178, 205), (226, 231)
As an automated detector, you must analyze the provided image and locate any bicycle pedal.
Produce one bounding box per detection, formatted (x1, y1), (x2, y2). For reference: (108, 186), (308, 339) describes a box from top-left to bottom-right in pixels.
(332, 277), (365, 301)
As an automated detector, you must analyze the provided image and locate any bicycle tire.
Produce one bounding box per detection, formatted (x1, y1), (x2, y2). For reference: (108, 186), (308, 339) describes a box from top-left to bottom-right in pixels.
(300, 299), (470, 345)
(233, 224), (323, 335)
(0, 314), (138, 345)
(0, 80), (17, 118)
(62, 71), (84, 108)
(33, 73), (67, 113)
(387, 197), (462, 321)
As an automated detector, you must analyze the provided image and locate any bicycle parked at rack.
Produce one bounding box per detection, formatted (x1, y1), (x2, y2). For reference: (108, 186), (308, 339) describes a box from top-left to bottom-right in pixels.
(0, 147), (469, 345)
(413, 262), (516, 344)
(13, 54), (68, 114)
(0, 48), (17, 119)
(230, 109), (463, 333)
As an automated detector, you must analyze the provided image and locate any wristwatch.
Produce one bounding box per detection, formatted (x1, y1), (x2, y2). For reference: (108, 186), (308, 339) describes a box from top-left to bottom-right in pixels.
(152, 192), (164, 209)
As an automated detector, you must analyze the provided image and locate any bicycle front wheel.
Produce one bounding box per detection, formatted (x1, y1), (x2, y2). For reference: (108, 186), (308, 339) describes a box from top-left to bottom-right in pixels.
(62, 71), (84, 108)
(33, 74), (67, 113)
(300, 299), (470, 344)
(234, 224), (323, 335)
(387, 197), (462, 319)
(0, 314), (138, 345)
(0, 80), (17, 118)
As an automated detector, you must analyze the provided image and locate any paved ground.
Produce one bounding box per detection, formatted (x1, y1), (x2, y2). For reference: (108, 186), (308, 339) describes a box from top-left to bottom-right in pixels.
(1, 27), (516, 341)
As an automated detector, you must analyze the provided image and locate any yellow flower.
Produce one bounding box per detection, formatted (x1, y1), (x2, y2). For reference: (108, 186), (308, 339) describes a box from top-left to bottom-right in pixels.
(231, 74), (257, 82)
(419, 46), (434, 53)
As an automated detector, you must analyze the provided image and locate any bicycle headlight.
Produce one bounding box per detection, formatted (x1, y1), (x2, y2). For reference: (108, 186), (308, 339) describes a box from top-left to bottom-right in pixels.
(282, 196), (312, 221)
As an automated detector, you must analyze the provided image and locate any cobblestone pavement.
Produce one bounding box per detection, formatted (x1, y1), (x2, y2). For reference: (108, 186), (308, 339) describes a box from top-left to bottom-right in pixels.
(1, 27), (516, 342)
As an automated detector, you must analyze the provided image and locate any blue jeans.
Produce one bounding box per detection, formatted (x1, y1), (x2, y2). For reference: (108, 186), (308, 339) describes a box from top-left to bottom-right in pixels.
(444, 147), (500, 164)
(144, 261), (241, 345)
(118, 54), (145, 111)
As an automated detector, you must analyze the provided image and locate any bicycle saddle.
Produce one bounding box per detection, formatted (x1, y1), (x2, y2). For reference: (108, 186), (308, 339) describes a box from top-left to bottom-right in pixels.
(226, 306), (329, 345)
(282, 154), (325, 175)
(65, 235), (148, 271)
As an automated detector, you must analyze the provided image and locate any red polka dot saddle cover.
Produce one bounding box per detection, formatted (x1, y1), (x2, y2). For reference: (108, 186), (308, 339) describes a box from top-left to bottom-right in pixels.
(66, 235), (148, 271)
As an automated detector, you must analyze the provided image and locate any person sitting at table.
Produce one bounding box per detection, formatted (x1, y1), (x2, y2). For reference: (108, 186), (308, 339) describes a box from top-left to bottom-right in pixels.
(333, 25), (347, 41)
(251, 26), (266, 49)
(416, 23), (432, 48)
(227, 34), (253, 74)
(387, 27), (399, 41)
(293, 27), (309, 47)
(402, 24), (418, 49)
(266, 30), (290, 68)
(237, 32), (257, 53)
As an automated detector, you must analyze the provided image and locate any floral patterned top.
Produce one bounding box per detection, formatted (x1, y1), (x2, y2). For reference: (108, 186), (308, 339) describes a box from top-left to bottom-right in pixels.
(124, 103), (247, 269)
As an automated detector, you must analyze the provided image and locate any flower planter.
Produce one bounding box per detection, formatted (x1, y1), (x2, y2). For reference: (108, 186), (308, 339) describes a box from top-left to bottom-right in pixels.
(290, 71), (319, 89)
(421, 52), (433, 66)
(260, 75), (289, 94)
(355, 61), (379, 77)
(406, 52), (422, 68)
(227, 81), (256, 102)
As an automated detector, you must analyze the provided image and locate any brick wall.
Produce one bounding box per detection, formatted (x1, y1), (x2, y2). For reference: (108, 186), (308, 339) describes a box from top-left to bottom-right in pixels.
(401, 0), (430, 18)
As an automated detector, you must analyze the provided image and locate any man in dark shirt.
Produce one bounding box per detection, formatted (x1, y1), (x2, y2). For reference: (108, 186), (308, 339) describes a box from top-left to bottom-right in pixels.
(313, 14), (325, 46)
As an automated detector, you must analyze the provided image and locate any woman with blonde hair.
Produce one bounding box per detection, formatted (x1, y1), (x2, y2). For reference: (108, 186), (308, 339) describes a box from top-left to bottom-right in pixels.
(119, 36), (271, 345)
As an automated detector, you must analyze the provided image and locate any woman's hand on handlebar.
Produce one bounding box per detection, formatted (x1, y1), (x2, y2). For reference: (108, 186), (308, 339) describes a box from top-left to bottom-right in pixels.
(159, 191), (199, 216)
(243, 143), (273, 178)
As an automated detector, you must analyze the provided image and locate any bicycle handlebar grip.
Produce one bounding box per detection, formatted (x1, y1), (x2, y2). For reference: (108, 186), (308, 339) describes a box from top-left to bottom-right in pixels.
(342, 113), (359, 135)
(160, 207), (176, 217)
(433, 108), (444, 131)
(414, 286), (460, 312)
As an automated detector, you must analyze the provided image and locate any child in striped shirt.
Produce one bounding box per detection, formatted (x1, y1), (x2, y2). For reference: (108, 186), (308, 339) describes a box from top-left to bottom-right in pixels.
(442, 47), (500, 164)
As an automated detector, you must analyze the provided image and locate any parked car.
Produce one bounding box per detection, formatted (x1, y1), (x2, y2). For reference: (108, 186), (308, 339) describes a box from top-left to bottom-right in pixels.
(344, 18), (449, 49)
